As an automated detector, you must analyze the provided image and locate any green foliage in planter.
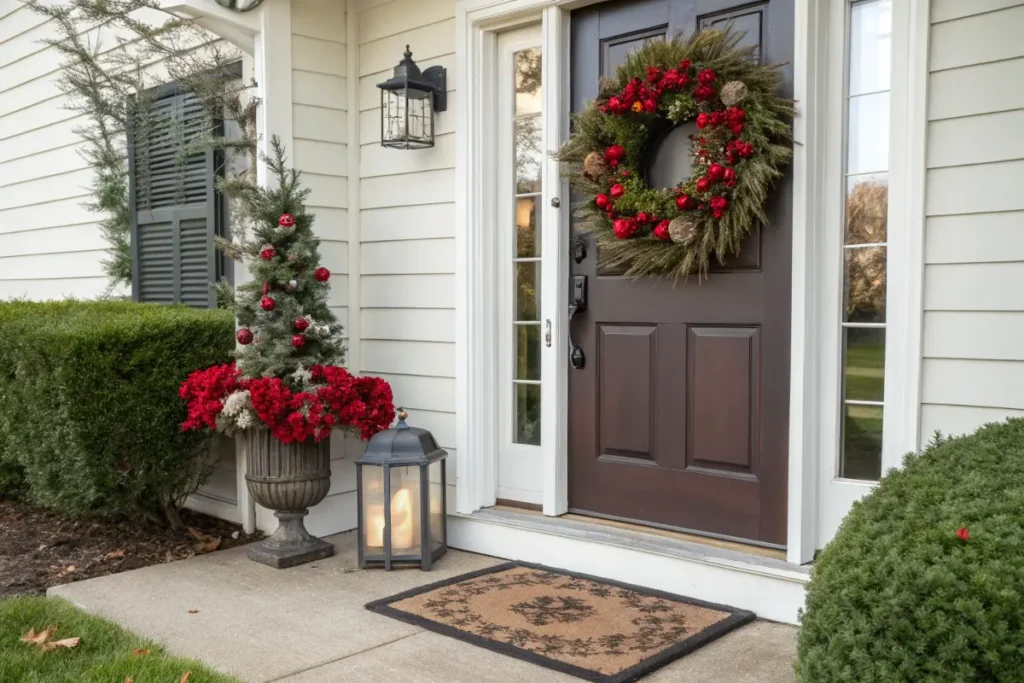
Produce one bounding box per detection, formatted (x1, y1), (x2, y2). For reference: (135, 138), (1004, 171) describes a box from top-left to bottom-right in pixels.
(0, 301), (233, 526)
(797, 419), (1024, 682)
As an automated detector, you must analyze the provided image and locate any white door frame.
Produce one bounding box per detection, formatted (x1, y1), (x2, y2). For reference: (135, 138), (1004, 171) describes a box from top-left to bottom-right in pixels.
(454, 0), (927, 565)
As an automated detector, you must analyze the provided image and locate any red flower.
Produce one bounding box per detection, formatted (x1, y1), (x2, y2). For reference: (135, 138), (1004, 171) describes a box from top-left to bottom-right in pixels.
(636, 211), (649, 223)
(710, 111), (725, 127)
(259, 247), (275, 260)
(675, 194), (693, 210)
(643, 98), (658, 113)
(653, 220), (671, 241)
(679, 59), (692, 71)
(731, 123), (745, 135)
(314, 267), (330, 282)
(236, 328), (254, 345)
(696, 112), (710, 129)
(956, 526), (969, 541)
(739, 142), (755, 158)
(609, 183), (626, 199)
(694, 84), (715, 102)
(723, 167), (736, 183)
(604, 145), (626, 163)
(279, 213), (295, 228)
(294, 318), (309, 332)
(707, 163), (725, 181)
(291, 334), (305, 349)
(645, 66), (662, 83)
(696, 177), (710, 193)
(612, 218), (636, 239)
(697, 68), (716, 84)
(260, 295), (275, 311)
(595, 193), (610, 209)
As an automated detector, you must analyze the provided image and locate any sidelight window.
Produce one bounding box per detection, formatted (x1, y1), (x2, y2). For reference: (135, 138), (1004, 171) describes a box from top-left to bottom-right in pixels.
(838, 0), (892, 480)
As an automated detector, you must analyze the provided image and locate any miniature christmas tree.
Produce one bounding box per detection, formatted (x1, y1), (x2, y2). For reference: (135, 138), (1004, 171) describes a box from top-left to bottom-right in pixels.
(217, 136), (345, 382)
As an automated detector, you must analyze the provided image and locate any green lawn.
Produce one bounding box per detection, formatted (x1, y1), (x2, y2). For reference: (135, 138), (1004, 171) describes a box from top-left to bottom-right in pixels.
(0, 596), (237, 683)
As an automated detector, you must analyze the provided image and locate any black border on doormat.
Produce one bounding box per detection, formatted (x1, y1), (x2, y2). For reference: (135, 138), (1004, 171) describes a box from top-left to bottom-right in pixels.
(365, 561), (756, 683)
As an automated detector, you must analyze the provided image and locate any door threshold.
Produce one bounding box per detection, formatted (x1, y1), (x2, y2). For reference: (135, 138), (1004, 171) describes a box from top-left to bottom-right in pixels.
(471, 506), (808, 579)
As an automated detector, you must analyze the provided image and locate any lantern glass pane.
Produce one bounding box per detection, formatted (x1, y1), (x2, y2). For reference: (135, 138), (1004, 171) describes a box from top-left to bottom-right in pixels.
(407, 90), (432, 145)
(428, 461), (444, 550)
(389, 466), (422, 556)
(384, 90), (407, 144)
(360, 466), (386, 552)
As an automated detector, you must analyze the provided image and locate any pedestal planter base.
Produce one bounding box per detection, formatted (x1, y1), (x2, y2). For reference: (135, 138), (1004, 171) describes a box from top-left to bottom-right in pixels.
(244, 431), (333, 569)
(247, 510), (335, 568)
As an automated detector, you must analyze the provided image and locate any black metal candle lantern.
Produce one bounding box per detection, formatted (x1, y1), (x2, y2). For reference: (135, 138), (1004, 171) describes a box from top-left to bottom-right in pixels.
(377, 46), (447, 149)
(357, 410), (448, 570)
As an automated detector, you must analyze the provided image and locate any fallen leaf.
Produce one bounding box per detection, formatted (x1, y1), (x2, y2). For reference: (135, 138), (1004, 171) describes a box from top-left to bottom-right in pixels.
(132, 648), (151, 656)
(124, 677), (134, 683)
(20, 627), (55, 647)
(188, 527), (222, 554)
(103, 549), (126, 561)
(41, 637), (80, 651)
(180, 672), (192, 683)
(231, 530), (239, 540)
(166, 550), (175, 563)
(65, 565), (76, 573)
(187, 609), (199, 614)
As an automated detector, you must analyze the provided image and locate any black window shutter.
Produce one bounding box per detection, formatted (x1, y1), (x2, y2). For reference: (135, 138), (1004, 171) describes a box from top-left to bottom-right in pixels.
(130, 88), (225, 308)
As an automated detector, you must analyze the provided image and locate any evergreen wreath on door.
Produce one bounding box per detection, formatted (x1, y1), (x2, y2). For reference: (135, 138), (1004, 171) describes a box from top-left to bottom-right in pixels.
(558, 30), (795, 279)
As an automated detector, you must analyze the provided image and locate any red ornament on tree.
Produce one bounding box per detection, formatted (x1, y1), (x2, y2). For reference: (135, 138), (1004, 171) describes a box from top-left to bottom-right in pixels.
(259, 246), (276, 260)
(294, 318), (309, 332)
(956, 526), (970, 541)
(314, 267), (330, 282)
(279, 213), (295, 228)
(291, 334), (306, 349)
(236, 328), (254, 345)
(610, 184), (625, 199)
(260, 295), (275, 311)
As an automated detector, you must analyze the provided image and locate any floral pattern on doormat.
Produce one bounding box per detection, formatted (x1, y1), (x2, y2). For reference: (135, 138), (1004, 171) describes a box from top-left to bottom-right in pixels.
(366, 562), (755, 682)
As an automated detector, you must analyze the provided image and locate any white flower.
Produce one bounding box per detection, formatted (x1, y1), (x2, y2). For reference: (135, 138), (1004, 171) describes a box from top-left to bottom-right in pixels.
(222, 390), (251, 417)
(236, 410), (255, 430)
(292, 366), (313, 386)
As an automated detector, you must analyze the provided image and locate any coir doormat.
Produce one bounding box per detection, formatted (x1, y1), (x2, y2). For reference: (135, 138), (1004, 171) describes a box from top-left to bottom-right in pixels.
(366, 562), (755, 682)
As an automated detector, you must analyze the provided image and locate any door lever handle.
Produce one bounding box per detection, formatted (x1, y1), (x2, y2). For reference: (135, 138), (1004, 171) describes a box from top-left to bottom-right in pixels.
(568, 276), (586, 369)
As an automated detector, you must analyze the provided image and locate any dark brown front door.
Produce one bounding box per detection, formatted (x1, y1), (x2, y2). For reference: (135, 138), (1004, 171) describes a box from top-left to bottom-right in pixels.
(567, 0), (794, 546)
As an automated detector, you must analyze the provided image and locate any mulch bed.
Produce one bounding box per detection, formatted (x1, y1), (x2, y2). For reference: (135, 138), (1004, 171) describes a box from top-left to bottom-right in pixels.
(0, 497), (262, 599)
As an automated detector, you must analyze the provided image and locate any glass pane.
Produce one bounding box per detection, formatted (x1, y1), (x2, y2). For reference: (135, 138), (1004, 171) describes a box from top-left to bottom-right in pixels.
(847, 92), (890, 175)
(842, 403), (883, 480)
(515, 115), (542, 194)
(849, 0), (892, 96)
(516, 197), (541, 257)
(515, 262), (540, 321)
(515, 324), (541, 381)
(844, 246), (886, 322)
(514, 48), (542, 114)
(428, 461), (444, 550)
(389, 467), (421, 555)
(845, 174), (888, 244)
(844, 327), (885, 402)
(361, 466), (385, 551)
(514, 383), (541, 446)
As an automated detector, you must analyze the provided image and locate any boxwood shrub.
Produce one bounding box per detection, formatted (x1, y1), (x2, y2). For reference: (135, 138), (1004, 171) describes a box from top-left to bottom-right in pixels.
(0, 301), (233, 526)
(797, 419), (1024, 682)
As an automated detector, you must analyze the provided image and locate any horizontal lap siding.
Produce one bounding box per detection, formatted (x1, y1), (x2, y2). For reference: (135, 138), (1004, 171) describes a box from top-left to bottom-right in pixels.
(358, 0), (458, 517)
(920, 0), (1024, 443)
(0, 4), (107, 299)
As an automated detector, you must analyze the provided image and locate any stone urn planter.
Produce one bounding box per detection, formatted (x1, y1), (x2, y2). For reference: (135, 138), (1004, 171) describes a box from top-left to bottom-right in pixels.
(244, 430), (334, 568)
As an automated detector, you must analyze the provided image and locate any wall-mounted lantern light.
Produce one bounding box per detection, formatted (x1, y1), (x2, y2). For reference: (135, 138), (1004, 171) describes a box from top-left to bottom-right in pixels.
(213, 0), (265, 10)
(377, 46), (447, 149)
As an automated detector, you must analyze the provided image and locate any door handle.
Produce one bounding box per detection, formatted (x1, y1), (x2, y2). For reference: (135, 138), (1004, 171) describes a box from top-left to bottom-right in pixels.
(568, 276), (586, 370)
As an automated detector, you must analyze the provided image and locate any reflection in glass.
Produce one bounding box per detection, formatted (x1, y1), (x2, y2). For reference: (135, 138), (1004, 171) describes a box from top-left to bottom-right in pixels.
(845, 175), (888, 244)
(515, 262), (540, 321)
(844, 246), (886, 323)
(843, 328), (885, 402)
(847, 92), (890, 174)
(842, 403), (883, 480)
(515, 324), (541, 381)
(849, 0), (892, 96)
(516, 197), (541, 257)
(514, 49), (542, 114)
(428, 461), (444, 550)
(514, 383), (541, 446)
(515, 116), (543, 194)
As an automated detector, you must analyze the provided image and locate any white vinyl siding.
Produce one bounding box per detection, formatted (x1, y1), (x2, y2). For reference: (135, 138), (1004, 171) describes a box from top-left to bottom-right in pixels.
(357, 0), (457, 503)
(920, 0), (1024, 442)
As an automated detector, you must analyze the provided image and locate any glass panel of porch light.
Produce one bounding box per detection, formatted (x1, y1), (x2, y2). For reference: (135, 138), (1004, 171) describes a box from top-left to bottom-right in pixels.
(840, 0), (891, 481)
(512, 45), (543, 446)
(428, 461), (444, 550)
(388, 466), (422, 556)
(360, 465), (386, 551)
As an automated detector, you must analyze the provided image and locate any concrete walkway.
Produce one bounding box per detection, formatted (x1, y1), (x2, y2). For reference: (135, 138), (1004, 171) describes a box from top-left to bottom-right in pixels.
(49, 532), (797, 682)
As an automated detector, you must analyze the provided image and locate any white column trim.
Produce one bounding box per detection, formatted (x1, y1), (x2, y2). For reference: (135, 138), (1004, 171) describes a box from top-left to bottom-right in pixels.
(255, 0), (293, 189)
(346, 0), (362, 376)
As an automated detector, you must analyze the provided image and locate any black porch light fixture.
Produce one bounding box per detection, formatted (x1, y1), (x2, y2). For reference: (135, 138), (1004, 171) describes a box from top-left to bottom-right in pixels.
(377, 46), (447, 149)
(357, 410), (448, 570)
(213, 0), (265, 10)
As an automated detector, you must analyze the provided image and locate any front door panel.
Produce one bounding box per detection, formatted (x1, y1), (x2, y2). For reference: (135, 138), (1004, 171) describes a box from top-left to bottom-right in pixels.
(567, 0), (794, 546)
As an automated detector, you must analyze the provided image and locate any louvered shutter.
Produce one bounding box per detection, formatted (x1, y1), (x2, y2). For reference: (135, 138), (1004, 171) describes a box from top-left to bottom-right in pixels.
(130, 88), (226, 307)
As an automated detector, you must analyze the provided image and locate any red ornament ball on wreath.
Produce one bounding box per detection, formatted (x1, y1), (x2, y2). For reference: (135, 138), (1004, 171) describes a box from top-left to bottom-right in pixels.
(314, 267), (330, 283)
(612, 218), (637, 240)
(279, 213), (295, 228)
(595, 193), (610, 210)
(291, 334), (306, 349)
(653, 220), (671, 241)
(260, 295), (275, 311)
(236, 328), (254, 345)
(294, 317), (309, 332)
(609, 184), (625, 200)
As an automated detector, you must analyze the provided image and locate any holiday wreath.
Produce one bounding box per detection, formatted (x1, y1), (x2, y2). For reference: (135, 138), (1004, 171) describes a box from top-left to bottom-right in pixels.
(558, 30), (794, 278)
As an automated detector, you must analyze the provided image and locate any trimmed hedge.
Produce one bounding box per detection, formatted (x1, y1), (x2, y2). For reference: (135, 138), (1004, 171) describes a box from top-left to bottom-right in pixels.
(797, 419), (1024, 682)
(0, 301), (233, 525)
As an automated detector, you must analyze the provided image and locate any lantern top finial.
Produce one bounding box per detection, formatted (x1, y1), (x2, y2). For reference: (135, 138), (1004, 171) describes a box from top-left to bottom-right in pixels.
(397, 408), (409, 425)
